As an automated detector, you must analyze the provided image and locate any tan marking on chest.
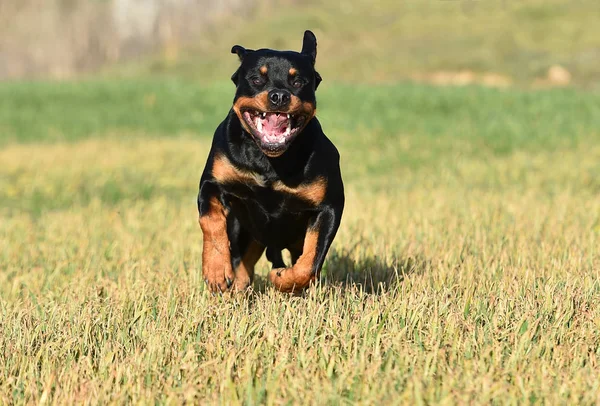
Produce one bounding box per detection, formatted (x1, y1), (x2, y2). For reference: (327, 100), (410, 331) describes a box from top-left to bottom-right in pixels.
(272, 177), (327, 206)
(212, 154), (265, 186)
(213, 155), (327, 205)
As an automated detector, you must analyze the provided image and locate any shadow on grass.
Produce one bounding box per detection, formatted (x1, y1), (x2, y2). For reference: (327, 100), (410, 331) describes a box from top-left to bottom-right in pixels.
(322, 248), (428, 295)
(251, 245), (428, 296)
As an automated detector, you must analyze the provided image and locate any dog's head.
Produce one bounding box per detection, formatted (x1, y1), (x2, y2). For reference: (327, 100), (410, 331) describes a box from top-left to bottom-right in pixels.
(230, 30), (322, 157)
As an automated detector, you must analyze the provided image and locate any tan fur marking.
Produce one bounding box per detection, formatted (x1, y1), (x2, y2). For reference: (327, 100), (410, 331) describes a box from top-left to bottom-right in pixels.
(288, 96), (316, 137)
(199, 196), (234, 292)
(232, 91), (270, 134)
(269, 229), (319, 293)
(273, 177), (327, 206)
(288, 95), (316, 122)
(295, 229), (319, 272)
(233, 240), (265, 291)
(288, 68), (297, 76)
(212, 154), (265, 186)
(260, 65), (268, 75)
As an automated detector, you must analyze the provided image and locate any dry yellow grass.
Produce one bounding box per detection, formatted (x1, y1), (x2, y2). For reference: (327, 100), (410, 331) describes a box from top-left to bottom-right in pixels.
(1, 137), (600, 404)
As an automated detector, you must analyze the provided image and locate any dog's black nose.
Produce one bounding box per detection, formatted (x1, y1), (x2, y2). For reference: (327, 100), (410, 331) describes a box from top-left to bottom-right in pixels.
(268, 89), (291, 109)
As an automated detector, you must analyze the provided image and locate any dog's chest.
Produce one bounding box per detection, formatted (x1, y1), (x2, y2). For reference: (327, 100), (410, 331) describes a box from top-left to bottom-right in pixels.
(221, 175), (325, 214)
(212, 155), (326, 211)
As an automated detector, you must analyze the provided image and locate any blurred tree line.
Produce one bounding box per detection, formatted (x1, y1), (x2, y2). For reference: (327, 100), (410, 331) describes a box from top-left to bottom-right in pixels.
(0, 0), (252, 79)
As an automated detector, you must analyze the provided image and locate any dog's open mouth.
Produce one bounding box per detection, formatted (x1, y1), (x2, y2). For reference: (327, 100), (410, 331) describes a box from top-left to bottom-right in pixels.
(242, 110), (307, 155)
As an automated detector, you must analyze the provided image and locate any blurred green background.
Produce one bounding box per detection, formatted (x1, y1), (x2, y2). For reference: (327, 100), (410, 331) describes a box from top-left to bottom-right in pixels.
(2, 0), (600, 86)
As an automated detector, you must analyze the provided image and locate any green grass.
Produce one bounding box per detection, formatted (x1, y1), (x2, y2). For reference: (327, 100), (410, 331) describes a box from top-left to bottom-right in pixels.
(108, 0), (600, 87)
(1, 79), (600, 403)
(2, 79), (600, 148)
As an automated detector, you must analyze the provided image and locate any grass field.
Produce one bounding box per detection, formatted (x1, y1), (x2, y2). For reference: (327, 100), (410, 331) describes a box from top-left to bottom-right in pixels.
(1, 78), (600, 404)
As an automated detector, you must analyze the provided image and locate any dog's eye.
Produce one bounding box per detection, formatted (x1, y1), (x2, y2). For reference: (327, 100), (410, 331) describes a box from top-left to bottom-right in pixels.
(292, 79), (303, 89)
(252, 77), (265, 86)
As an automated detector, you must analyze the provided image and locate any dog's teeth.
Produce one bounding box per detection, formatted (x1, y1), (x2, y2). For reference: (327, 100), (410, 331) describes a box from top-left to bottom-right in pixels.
(287, 114), (290, 119)
(262, 112), (266, 118)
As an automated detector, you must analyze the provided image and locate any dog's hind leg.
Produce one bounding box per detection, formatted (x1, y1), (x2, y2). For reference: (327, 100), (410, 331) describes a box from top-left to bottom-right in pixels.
(269, 208), (342, 294)
(265, 246), (286, 269)
(227, 215), (264, 291)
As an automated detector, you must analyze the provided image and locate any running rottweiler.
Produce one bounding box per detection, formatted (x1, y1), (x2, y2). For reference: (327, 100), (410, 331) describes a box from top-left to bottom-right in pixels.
(197, 30), (344, 294)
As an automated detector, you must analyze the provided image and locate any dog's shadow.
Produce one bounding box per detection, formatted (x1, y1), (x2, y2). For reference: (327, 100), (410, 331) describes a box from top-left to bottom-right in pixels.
(253, 246), (428, 295)
(321, 248), (427, 294)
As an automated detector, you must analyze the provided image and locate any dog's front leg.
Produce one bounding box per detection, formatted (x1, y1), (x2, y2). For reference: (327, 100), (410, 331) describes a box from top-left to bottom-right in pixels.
(269, 207), (341, 294)
(198, 186), (234, 293)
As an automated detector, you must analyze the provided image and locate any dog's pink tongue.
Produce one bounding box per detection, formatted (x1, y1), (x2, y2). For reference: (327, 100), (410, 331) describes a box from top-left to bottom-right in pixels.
(262, 113), (288, 135)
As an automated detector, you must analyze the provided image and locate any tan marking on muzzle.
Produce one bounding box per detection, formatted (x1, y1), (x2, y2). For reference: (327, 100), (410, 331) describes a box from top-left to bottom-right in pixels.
(232, 91), (270, 134)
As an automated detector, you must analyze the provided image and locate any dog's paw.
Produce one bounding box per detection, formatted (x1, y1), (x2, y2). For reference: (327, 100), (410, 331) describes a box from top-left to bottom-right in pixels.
(231, 275), (252, 293)
(203, 264), (235, 293)
(268, 267), (290, 292)
(269, 267), (313, 294)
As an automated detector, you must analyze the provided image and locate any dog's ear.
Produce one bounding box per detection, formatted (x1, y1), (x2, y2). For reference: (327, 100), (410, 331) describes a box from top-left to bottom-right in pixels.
(301, 30), (317, 65)
(314, 70), (322, 90)
(231, 45), (247, 61)
(230, 45), (252, 85)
